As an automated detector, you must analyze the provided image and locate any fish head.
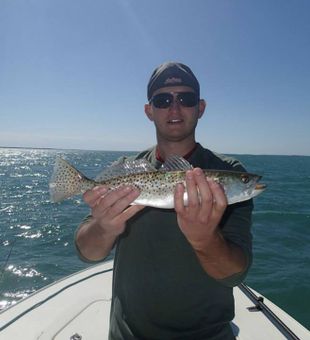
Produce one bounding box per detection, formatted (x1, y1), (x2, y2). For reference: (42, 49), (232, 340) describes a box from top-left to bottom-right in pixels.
(219, 171), (266, 205)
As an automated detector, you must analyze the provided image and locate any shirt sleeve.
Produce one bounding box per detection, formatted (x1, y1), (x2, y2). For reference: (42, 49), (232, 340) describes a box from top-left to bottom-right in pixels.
(74, 214), (110, 263)
(216, 199), (253, 287)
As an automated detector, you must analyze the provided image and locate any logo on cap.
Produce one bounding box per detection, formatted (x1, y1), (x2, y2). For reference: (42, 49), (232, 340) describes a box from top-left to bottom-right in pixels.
(164, 77), (182, 85)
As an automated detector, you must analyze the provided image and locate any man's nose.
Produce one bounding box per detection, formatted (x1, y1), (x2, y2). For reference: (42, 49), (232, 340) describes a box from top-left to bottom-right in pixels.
(169, 98), (181, 111)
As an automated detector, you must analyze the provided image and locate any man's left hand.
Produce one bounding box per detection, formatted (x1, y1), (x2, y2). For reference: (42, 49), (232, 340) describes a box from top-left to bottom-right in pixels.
(174, 168), (227, 251)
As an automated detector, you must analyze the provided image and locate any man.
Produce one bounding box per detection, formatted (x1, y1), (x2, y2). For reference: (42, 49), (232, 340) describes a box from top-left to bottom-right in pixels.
(75, 62), (253, 339)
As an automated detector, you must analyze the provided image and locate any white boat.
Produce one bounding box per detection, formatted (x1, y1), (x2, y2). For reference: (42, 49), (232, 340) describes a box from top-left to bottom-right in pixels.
(0, 260), (309, 340)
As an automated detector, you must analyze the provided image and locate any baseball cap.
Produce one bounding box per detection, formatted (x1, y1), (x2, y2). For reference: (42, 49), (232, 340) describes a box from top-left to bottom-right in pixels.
(147, 61), (200, 101)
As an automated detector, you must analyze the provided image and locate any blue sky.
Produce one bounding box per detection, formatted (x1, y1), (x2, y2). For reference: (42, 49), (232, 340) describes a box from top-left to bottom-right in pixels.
(1, 0), (309, 155)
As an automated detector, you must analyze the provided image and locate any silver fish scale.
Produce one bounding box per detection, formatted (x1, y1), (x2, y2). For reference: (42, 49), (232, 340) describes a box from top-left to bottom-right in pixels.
(103, 171), (183, 194)
(100, 171), (185, 208)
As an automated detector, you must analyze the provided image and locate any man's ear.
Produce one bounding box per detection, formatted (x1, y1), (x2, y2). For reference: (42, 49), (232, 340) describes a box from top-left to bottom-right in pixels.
(144, 104), (154, 121)
(198, 99), (207, 119)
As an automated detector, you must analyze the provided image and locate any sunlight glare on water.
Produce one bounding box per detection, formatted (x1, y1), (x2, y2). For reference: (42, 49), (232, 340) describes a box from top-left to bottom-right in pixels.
(0, 148), (309, 330)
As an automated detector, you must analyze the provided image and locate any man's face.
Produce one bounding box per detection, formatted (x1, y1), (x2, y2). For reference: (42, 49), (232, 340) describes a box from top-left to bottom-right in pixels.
(145, 86), (206, 143)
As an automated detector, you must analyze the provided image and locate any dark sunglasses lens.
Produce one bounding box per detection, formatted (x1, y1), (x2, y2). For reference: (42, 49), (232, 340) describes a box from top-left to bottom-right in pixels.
(151, 92), (199, 108)
(152, 93), (173, 108)
(178, 92), (199, 107)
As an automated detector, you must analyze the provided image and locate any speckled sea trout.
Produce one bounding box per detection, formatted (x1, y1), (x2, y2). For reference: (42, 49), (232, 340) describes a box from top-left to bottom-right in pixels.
(49, 156), (266, 207)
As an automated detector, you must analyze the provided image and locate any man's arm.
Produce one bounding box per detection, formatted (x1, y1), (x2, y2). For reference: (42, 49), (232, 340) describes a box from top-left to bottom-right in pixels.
(174, 168), (249, 280)
(75, 186), (144, 262)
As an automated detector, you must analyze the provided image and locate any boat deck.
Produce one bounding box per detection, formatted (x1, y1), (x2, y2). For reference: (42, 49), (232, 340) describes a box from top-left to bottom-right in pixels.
(0, 261), (309, 339)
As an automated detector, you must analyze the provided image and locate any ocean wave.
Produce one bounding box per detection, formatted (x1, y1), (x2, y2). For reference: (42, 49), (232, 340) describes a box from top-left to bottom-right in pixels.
(0, 206), (15, 213)
(6, 265), (43, 278)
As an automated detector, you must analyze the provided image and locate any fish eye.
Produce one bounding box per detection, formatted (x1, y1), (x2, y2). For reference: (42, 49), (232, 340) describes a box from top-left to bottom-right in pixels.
(241, 175), (250, 184)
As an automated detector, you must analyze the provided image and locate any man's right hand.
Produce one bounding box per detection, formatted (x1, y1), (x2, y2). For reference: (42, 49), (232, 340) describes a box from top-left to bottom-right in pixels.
(83, 185), (144, 237)
(75, 185), (144, 262)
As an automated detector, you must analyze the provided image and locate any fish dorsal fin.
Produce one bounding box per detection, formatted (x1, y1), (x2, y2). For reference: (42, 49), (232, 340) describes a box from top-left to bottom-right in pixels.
(161, 155), (193, 171)
(95, 158), (157, 181)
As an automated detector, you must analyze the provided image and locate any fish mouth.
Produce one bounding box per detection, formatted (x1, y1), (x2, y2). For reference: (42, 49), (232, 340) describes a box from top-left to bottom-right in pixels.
(252, 183), (267, 198)
(255, 183), (267, 191)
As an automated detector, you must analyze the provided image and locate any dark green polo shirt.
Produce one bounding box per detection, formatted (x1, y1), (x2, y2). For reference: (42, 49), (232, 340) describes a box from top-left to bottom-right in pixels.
(107, 144), (253, 339)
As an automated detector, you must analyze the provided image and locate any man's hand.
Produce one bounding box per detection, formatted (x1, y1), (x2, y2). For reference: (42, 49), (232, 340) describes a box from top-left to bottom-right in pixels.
(76, 185), (144, 262)
(174, 168), (227, 250)
(83, 185), (144, 237)
(174, 168), (246, 279)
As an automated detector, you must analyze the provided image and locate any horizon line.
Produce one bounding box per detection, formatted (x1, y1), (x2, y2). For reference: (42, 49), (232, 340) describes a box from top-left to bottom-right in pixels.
(0, 145), (309, 158)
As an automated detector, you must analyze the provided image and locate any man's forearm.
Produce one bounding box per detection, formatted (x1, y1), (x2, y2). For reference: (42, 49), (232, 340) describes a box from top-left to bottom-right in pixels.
(76, 218), (117, 262)
(193, 231), (247, 280)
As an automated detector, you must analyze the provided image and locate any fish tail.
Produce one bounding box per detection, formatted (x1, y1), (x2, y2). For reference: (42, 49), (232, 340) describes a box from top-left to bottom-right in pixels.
(49, 157), (95, 203)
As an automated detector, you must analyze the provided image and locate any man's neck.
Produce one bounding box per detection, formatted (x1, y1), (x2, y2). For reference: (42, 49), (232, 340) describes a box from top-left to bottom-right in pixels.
(156, 140), (198, 161)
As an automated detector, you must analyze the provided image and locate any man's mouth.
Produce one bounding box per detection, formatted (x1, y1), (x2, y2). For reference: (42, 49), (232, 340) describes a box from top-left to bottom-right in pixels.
(168, 119), (183, 124)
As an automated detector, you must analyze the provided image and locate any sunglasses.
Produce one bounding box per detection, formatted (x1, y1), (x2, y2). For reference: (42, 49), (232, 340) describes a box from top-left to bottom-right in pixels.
(150, 92), (199, 109)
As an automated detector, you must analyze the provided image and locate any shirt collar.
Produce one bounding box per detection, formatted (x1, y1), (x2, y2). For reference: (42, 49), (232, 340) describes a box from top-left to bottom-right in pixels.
(155, 143), (199, 163)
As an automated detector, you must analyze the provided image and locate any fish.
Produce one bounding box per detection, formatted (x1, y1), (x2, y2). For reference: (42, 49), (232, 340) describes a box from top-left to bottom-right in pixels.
(49, 156), (266, 208)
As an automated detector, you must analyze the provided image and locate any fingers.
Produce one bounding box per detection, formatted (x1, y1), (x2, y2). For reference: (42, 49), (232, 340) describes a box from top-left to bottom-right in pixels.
(185, 170), (201, 207)
(83, 186), (108, 208)
(103, 187), (141, 220)
(207, 179), (227, 210)
(206, 179), (227, 226)
(174, 168), (227, 219)
(83, 185), (141, 220)
(115, 205), (145, 224)
(174, 169), (211, 213)
(174, 183), (185, 213)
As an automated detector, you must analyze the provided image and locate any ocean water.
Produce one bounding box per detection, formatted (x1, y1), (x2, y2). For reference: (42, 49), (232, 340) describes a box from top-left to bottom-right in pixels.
(0, 147), (309, 330)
